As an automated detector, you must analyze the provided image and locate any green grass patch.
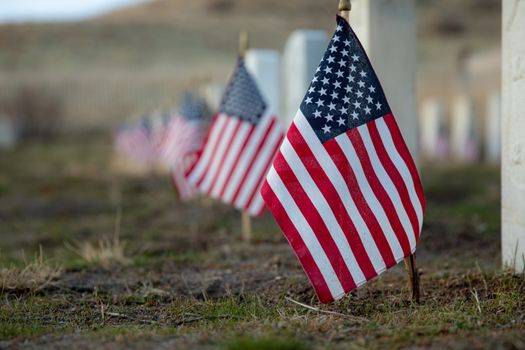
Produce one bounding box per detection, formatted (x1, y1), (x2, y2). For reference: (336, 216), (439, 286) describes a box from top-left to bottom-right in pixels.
(225, 336), (309, 350)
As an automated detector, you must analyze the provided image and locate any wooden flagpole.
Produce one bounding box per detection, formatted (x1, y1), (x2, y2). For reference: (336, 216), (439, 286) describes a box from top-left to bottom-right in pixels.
(338, 0), (420, 303)
(238, 29), (253, 244)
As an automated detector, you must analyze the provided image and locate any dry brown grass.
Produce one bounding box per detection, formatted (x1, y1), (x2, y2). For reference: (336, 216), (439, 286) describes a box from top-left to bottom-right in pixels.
(66, 235), (129, 269)
(0, 247), (62, 293)
(66, 210), (130, 269)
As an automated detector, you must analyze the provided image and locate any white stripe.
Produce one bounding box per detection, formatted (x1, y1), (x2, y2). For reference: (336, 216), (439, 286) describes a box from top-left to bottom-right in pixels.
(209, 122), (252, 198)
(222, 113), (274, 202)
(247, 184), (265, 216)
(234, 124), (282, 208)
(336, 134), (405, 260)
(375, 118), (424, 229)
(357, 125), (416, 250)
(294, 112), (387, 274)
(187, 115), (227, 185)
(266, 166), (344, 299)
(199, 119), (238, 193)
(280, 137), (366, 285)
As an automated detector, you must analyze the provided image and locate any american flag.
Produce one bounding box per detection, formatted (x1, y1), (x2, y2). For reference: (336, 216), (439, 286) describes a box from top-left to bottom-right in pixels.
(151, 111), (173, 159)
(159, 93), (207, 200)
(186, 59), (283, 216)
(261, 16), (426, 303)
(114, 115), (156, 167)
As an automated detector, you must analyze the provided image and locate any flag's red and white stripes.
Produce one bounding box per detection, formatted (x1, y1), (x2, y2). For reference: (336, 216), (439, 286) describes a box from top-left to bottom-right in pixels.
(159, 115), (205, 200)
(261, 111), (425, 303)
(187, 112), (283, 216)
(114, 127), (155, 166)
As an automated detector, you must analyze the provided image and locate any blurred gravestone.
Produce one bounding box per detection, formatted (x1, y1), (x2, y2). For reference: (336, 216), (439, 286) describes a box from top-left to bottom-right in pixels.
(202, 82), (225, 112)
(350, 0), (418, 159)
(282, 30), (327, 126)
(0, 116), (18, 150)
(485, 91), (501, 163)
(420, 98), (448, 160)
(451, 94), (479, 162)
(245, 49), (281, 119)
(502, 1), (525, 273)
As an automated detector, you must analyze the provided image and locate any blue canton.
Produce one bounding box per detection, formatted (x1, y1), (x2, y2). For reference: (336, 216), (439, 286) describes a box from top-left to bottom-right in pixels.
(140, 114), (153, 136)
(300, 16), (391, 144)
(180, 92), (207, 122)
(220, 59), (267, 125)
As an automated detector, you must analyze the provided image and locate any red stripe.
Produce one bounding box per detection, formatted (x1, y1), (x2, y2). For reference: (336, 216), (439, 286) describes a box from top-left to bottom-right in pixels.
(272, 153), (357, 293)
(244, 130), (283, 211)
(287, 124), (377, 281)
(195, 117), (230, 187)
(185, 151), (201, 177)
(383, 114), (426, 214)
(261, 181), (334, 303)
(230, 118), (278, 204)
(367, 119), (420, 242)
(218, 125), (256, 199)
(346, 129), (411, 257)
(323, 136), (396, 267)
(206, 119), (243, 195)
(186, 113), (220, 177)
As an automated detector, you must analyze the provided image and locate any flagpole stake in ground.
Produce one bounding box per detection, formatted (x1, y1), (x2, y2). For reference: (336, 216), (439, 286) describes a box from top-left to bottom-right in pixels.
(238, 29), (253, 244)
(338, 0), (420, 304)
(404, 253), (420, 303)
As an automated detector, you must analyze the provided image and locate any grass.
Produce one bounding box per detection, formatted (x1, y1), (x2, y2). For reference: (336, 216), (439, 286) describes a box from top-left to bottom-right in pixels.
(225, 337), (309, 350)
(1, 273), (523, 347)
(65, 235), (129, 269)
(0, 136), (523, 348)
(0, 247), (62, 294)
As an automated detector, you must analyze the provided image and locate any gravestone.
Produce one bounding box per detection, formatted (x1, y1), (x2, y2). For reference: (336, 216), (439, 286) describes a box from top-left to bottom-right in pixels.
(202, 82), (225, 112)
(282, 30), (327, 126)
(245, 49), (281, 119)
(350, 0), (418, 159)
(420, 98), (448, 160)
(485, 91), (501, 163)
(0, 116), (18, 150)
(451, 94), (479, 162)
(502, 0), (525, 273)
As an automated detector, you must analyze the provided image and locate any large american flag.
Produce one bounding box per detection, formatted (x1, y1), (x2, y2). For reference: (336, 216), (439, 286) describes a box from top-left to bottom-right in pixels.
(186, 59), (283, 216)
(159, 93), (207, 200)
(261, 16), (426, 303)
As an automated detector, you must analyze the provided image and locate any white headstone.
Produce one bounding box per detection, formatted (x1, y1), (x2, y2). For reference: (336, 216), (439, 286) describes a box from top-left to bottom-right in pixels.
(245, 49), (281, 118)
(485, 91), (501, 163)
(350, 0), (418, 159)
(451, 94), (479, 162)
(420, 98), (448, 160)
(282, 30), (327, 126)
(0, 116), (18, 150)
(202, 82), (225, 112)
(502, 1), (525, 273)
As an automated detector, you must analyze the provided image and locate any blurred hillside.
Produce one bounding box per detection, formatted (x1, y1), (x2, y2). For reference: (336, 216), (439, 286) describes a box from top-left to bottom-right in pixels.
(0, 0), (501, 132)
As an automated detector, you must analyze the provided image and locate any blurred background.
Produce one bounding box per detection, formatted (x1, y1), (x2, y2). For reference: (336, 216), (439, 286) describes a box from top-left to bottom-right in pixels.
(0, 0), (500, 137)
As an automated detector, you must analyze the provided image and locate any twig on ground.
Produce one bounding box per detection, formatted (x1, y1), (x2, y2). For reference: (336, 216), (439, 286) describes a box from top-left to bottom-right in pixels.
(106, 311), (158, 325)
(172, 313), (236, 326)
(285, 297), (368, 324)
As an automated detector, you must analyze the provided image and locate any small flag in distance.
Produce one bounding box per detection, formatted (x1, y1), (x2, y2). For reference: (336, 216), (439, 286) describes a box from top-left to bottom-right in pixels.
(187, 59), (283, 216)
(159, 92), (208, 201)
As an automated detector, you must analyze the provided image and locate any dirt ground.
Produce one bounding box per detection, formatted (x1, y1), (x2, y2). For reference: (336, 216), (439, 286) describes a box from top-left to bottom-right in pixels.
(0, 136), (523, 350)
